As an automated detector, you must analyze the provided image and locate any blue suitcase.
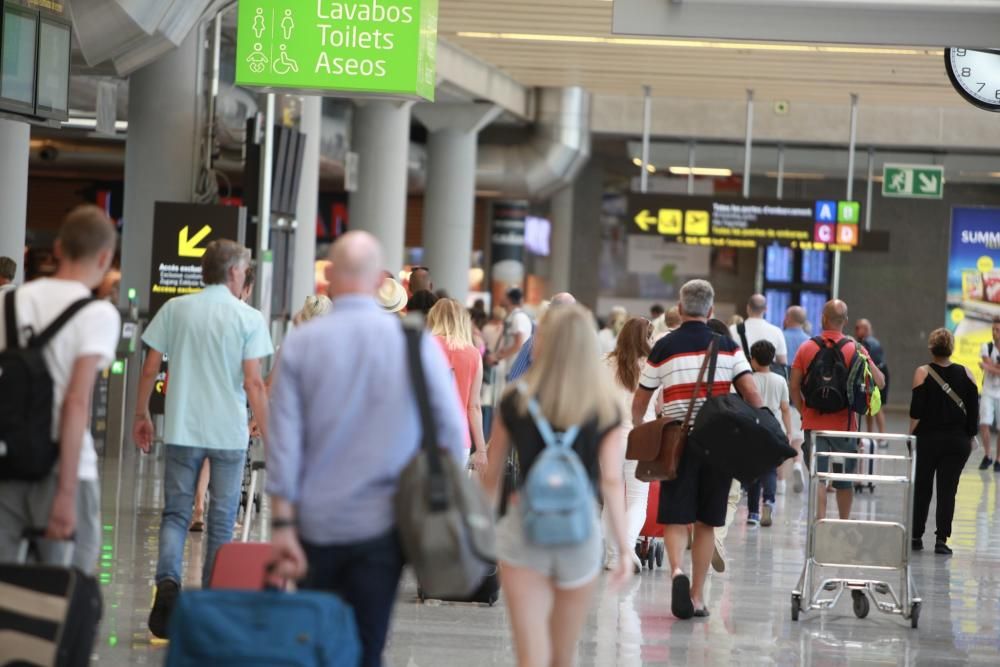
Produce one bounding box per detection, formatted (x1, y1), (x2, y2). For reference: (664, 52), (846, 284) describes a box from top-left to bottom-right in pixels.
(165, 589), (360, 667)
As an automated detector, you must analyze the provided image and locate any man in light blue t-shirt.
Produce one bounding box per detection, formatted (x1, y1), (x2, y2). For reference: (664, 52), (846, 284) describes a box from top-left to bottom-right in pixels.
(134, 239), (273, 639)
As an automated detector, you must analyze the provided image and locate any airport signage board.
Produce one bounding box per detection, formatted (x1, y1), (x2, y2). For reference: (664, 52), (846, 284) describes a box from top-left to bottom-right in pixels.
(882, 164), (944, 199)
(627, 194), (862, 252)
(235, 0), (437, 100)
(148, 203), (246, 317)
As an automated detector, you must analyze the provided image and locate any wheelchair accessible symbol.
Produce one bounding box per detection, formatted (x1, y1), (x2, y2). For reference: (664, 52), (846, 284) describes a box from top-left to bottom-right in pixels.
(272, 45), (299, 74)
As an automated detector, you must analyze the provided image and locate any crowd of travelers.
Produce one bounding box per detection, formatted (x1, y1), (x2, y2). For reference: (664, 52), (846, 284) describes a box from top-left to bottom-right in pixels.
(0, 214), (993, 667)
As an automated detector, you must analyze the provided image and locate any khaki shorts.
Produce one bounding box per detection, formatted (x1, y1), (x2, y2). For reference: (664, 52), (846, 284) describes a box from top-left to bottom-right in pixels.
(496, 503), (603, 590)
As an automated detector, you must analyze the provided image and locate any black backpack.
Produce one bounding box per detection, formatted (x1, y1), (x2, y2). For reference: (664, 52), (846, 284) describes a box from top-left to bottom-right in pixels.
(802, 336), (853, 414)
(0, 290), (95, 481)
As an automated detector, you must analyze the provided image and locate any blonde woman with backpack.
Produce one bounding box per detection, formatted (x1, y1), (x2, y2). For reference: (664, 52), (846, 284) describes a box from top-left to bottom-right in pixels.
(482, 305), (632, 667)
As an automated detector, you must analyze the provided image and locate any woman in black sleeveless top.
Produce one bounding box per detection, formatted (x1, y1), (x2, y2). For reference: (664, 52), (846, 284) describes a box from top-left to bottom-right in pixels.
(909, 328), (980, 555)
(481, 304), (630, 667)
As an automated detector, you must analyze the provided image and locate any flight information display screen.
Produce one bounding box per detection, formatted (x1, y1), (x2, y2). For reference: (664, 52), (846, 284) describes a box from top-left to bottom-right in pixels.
(801, 290), (829, 335)
(765, 245), (794, 283)
(0, 5), (38, 113)
(765, 289), (791, 329)
(801, 249), (830, 285)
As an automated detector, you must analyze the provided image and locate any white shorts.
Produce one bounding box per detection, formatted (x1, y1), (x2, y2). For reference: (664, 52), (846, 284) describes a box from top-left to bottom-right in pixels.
(980, 396), (1000, 428)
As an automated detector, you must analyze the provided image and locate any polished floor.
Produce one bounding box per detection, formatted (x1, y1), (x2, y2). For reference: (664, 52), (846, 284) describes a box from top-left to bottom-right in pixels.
(89, 415), (1000, 666)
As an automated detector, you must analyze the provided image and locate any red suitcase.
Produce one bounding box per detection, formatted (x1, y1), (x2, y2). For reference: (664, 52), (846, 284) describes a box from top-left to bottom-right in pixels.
(208, 542), (272, 590)
(635, 482), (665, 570)
(640, 481), (664, 538)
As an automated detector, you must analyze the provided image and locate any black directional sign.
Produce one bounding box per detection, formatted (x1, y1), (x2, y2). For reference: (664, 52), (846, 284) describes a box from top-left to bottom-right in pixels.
(148, 203), (246, 317)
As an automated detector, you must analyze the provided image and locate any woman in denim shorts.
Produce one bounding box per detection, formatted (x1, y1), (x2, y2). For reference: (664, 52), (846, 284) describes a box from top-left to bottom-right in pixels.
(483, 305), (633, 667)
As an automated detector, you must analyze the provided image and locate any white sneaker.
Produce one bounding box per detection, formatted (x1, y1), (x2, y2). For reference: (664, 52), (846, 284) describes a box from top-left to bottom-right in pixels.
(776, 480), (787, 496)
(793, 463), (805, 494)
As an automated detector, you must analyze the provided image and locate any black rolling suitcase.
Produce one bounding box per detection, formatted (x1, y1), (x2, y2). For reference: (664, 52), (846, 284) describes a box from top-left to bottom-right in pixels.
(0, 531), (103, 667)
(854, 437), (876, 493)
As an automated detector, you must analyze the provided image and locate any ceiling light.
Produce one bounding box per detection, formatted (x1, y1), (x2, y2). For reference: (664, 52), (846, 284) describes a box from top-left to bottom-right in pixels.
(764, 171), (825, 180)
(646, 164), (656, 173)
(454, 32), (942, 57)
(61, 117), (129, 131)
(669, 166), (733, 177)
(632, 157), (643, 166)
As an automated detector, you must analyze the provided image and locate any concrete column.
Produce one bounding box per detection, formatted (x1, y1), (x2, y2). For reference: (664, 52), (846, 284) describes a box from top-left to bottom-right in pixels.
(567, 160), (603, 309)
(291, 96), (322, 313)
(120, 30), (199, 308)
(549, 186), (574, 296)
(349, 100), (412, 273)
(0, 119), (29, 285)
(413, 104), (501, 304)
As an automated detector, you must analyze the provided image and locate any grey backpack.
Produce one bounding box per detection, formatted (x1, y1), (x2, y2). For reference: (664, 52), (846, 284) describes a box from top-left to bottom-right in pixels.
(395, 323), (496, 599)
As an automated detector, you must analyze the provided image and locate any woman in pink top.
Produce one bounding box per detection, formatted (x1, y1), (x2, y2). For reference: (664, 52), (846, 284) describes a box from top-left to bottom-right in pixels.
(427, 299), (488, 471)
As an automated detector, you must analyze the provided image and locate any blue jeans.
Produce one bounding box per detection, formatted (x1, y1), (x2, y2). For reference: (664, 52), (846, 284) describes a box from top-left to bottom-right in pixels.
(746, 467), (778, 515)
(301, 530), (405, 667)
(156, 445), (246, 588)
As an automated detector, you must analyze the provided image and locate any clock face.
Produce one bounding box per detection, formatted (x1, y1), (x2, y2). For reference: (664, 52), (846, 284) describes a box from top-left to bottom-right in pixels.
(945, 48), (1000, 112)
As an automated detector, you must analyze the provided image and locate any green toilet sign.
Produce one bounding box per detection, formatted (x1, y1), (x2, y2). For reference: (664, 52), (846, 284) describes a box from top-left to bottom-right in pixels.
(235, 0), (438, 100)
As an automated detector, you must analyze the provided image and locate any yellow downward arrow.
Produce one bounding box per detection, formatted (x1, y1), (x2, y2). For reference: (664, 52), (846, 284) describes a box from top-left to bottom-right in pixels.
(178, 225), (213, 258)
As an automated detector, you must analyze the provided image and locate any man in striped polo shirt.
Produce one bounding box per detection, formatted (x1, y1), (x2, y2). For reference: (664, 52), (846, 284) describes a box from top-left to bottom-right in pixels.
(632, 279), (763, 620)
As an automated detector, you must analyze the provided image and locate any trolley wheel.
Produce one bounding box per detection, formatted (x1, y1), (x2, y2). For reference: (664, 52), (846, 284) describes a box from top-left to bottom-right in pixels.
(910, 601), (921, 629)
(634, 541), (644, 563)
(791, 594), (801, 622)
(654, 542), (665, 568)
(852, 591), (870, 619)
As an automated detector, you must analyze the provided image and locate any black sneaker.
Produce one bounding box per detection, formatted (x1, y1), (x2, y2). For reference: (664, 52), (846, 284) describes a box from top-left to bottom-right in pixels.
(995, 460), (1000, 473)
(979, 456), (994, 470)
(912, 538), (923, 551)
(935, 541), (953, 556)
(148, 579), (180, 639)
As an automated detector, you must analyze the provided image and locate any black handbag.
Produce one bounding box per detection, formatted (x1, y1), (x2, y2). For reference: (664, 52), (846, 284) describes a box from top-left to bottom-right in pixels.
(687, 339), (797, 485)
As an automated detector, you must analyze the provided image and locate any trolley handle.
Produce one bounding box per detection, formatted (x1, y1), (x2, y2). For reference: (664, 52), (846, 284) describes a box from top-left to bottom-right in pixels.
(812, 430), (915, 444)
(812, 451), (911, 462)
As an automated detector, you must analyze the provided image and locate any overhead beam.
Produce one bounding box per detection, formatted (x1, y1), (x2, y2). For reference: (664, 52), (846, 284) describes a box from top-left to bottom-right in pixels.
(591, 94), (1000, 150)
(436, 39), (534, 121)
(612, 0), (1000, 49)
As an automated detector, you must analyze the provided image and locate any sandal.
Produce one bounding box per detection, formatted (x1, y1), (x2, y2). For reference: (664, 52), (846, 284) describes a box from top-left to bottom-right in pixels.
(671, 574), (694, 620)
(189, 520), (204, 532)
(693, 607), (710, 618)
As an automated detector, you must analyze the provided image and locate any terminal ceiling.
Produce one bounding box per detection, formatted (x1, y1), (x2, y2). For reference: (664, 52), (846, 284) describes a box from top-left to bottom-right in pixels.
(439, 0), (982, 108)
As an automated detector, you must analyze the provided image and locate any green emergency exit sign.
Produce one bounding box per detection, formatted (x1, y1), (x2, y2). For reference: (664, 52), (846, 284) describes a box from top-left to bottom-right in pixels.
(882, 163), (944, 199)
(235, 0), (437, 100)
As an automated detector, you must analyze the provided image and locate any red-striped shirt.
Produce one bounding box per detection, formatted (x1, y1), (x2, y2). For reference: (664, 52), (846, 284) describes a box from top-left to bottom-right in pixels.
(640, 321), (752, 422)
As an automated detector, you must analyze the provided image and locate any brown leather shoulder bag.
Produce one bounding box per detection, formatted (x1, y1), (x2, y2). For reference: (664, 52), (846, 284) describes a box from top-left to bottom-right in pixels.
(626, 336), (719, 482)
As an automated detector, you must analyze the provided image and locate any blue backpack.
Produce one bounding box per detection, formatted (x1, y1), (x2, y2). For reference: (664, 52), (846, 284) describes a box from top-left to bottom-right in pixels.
(520, 389), (594, 546)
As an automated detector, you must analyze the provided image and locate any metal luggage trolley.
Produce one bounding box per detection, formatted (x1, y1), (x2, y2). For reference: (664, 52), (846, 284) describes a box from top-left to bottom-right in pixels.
(791, 430), (921, 628)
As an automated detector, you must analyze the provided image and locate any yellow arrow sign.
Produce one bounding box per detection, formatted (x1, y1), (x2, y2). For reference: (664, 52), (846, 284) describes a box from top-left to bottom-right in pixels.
(178, 225), (212, 258)
(634, 209), (656, 231)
